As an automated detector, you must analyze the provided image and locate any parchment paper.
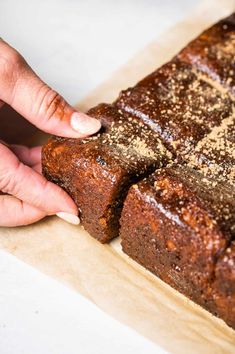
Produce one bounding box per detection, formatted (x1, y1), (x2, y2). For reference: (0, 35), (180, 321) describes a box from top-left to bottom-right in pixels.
(1, 0), (235, 353)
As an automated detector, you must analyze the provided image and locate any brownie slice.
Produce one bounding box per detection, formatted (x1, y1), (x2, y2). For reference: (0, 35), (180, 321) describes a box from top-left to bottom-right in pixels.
(115, 60), (233, 157)
(178, 13), (235, 95)
(213, 241), (235, 329)
(42, 105), (171, 243)
(120, 166), (235, 312)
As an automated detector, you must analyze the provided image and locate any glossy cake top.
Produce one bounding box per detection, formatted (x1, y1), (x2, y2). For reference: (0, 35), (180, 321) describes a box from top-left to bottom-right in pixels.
(45, 105), (172, 177)
(137, 165), (235, 239)
(99, 109), (172, 168)
(178, 13), (235, 95)
(116, 60), (233, 156)
(186, 113), (235, 184)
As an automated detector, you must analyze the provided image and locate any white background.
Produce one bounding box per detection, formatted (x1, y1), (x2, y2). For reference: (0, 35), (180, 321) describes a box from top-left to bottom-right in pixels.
(0, 1), (198, 353)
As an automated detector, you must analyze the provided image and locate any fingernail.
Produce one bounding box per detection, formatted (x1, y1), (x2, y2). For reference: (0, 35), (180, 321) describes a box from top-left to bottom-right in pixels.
(56, 212), (80, 225)
(71, 112), (101, 135)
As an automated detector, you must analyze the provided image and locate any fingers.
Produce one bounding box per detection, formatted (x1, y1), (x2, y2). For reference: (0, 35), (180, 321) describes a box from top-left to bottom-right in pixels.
(0, 194), (46, 227)
(8, 145), (42, 173)
(0, 143), (79, 221)
(32, 162), (42, 174)
(0, 40), (101, 138)
(10, 145), (41, 167)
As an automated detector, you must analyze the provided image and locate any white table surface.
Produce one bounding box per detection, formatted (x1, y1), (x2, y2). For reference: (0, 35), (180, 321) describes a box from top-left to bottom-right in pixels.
(0, 1), (199, 353)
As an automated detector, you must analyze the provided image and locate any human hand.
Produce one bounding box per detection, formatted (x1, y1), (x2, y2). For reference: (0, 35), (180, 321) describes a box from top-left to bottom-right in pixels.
(0, 39), (101, 227)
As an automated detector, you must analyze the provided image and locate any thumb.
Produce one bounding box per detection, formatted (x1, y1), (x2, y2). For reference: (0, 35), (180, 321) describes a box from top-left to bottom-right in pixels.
(0, 39), (101, 138)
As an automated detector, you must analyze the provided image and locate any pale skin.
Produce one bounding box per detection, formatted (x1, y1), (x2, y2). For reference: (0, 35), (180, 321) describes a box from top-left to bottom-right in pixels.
(0, 39), (101, 227)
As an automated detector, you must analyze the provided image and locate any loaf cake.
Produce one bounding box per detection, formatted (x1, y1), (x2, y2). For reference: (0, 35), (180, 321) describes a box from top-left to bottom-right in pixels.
(42, 14), (235, 329)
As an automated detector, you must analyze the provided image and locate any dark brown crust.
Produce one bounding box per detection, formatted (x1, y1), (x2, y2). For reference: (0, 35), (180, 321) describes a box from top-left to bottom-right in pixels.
(178, 13), (235, 95)
(87, 103), (121, 131)
(184, 114), (235, 185)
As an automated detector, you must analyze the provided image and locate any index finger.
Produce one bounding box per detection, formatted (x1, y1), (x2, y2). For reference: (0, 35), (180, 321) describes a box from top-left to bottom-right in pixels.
(0, 40), (101, 138)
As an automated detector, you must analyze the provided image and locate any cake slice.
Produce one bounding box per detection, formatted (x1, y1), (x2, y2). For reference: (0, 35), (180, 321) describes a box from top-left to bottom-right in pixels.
(42, 105), (171, 243)
(120, 166), (235, 312)
(115, 60), (233, 158)
(178, 13), (235, 96)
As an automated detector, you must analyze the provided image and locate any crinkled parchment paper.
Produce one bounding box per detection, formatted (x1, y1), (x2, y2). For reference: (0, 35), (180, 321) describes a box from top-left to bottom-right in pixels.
(1, 0), (235, 353)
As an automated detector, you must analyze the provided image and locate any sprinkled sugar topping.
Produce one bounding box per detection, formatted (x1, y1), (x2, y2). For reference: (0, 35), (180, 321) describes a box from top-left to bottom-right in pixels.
(100, 115), (172, 164)
(116, 61), (233, 158)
